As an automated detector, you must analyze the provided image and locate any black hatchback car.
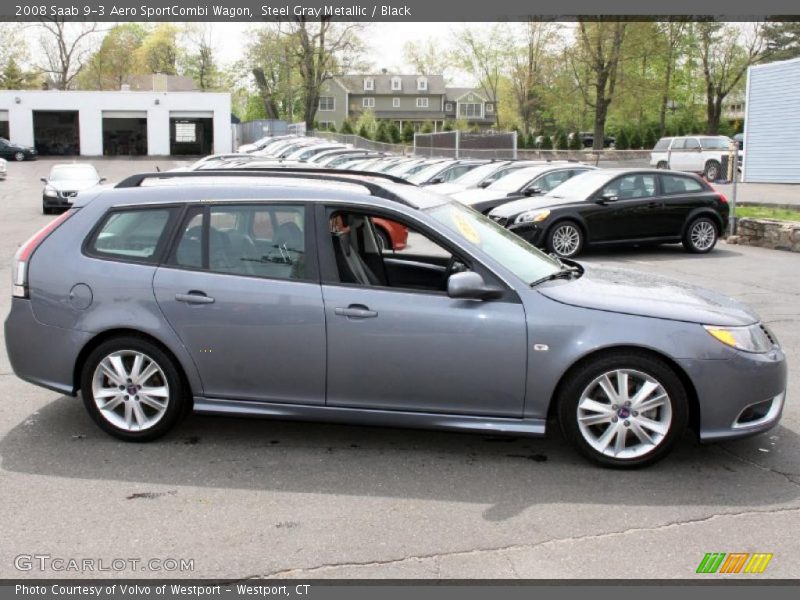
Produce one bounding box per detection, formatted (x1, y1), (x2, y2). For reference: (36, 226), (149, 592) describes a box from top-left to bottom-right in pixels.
(488, 169), (729, 258)
(0, 137), (37, 161)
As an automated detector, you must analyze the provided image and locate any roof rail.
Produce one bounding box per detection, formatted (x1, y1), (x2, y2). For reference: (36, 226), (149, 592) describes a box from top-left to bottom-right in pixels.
(114, 168), (414, 205)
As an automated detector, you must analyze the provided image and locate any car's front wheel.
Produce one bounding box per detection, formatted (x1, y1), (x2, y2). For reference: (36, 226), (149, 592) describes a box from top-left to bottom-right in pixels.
(81, 336), (188, 441)
(557, 352), (688, 468)
(13, 151), (25, 162)
(704, 160), (722, 181)
(546, 220), (584, 258)
(683, 217), (718, 253)
(656, 161), (668, 169)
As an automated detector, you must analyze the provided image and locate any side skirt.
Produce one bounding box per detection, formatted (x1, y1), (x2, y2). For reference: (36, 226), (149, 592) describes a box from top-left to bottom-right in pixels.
(193, 397), (547, 437)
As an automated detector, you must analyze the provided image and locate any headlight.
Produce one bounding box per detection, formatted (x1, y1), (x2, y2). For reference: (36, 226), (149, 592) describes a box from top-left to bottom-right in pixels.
(704, 323), (775, 353)
(44, 187), (57, 198)
(514, 209), (550, 224)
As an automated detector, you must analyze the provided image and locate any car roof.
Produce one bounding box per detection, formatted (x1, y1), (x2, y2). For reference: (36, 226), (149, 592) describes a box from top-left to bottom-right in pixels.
(73, 172), (451, 212)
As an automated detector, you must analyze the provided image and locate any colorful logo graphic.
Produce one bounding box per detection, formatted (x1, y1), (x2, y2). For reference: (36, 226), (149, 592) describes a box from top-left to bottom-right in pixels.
(696, 552), (773, 574)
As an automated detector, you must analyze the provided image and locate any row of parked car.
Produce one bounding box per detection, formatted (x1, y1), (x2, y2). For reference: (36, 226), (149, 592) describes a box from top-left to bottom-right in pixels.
(221, 134), (731, 258)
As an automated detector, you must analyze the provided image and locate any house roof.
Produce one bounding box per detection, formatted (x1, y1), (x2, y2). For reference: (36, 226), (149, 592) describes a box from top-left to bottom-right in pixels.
(337, 74), (446, 95)
(445, 87), (495, 102)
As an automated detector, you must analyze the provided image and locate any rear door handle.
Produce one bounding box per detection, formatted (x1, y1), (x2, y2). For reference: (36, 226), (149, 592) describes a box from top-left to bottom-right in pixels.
(335, 305), (378, 319)
(175, 291), (215, 304)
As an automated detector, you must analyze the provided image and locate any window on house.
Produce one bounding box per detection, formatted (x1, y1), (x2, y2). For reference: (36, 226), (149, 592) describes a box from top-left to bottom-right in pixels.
(417, 78), (427, 91)
(318, 121), (335, 130)
(458, 103), (482, 118)
(416, 98), (429, 108)
(364, 78), (374, 91)
(486, 104), (494, 113)
(318, 96), (335, 111)
(445, 103), (453, 111)
(362, 97), (375, 108)
(392, 97), (400, 108)
(391, 77), (402, 91)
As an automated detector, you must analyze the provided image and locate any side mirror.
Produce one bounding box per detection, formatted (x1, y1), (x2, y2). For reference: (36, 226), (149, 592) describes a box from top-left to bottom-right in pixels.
(447, 271), (503, 301)
(429, 176), (444, 185)
(523, 186), (542, 196)
(40, 178), (47, 183)
(597, 192), (618, 203)
(478, 180), (492, 188)
(99, 177), (107, 183)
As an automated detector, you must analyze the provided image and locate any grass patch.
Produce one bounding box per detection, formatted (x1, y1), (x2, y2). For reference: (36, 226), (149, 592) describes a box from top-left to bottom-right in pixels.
(737, 206), (800, 221)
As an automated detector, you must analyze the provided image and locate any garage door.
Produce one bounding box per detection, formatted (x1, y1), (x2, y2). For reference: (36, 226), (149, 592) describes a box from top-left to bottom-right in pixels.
(169, 111), (213, 119)
(0, 110), (8, 140)
(102, 111), (148, 156)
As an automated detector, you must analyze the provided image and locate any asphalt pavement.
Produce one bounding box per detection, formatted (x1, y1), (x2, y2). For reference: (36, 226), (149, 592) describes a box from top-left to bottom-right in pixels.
(0, 158), (797, 579)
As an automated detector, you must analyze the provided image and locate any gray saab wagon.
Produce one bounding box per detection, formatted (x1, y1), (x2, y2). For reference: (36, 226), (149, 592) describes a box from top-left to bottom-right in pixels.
(4, 169), (787, 468)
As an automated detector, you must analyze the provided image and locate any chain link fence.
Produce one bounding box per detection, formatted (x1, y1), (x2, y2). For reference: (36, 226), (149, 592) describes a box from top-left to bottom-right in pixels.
(413, 131), (519, 159)
(313, 131), (410, 155)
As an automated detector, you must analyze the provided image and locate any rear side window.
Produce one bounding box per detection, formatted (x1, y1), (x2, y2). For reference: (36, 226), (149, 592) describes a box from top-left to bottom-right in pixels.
(90, 208), (173, 262)
(653, 138), (672, 151)
(660, 174), (705, 195)
(170, 204), (310, 281)
(684, 138), (700, 150)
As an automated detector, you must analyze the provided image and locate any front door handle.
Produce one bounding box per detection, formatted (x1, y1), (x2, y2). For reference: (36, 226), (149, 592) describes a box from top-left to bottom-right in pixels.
(335, 304), (378, 319)
(175, 291), (215, 304)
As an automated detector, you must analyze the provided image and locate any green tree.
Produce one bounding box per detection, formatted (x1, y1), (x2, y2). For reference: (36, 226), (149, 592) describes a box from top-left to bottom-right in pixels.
(358, 123), (371, 139)
(243, 95), (267, 121)
(762, 22), (800, 61)
(643, 128), (657, 149)
(340, 119), (354, 134)
(526, 132), (537, 148)
(78, 23), (149, 90)
(540, 134), (553, 149)
(443, 121), (454, 132)
(402, 122), (415, 143)
(136, 24), (181, 75)
(629, 129), (643, 149)
(355, 109), (377, 138)
(374, 121), (391, 143)
(616, 128), (630, 149)
(388, 122), (401, 144)
(554, 130), (569, 149)
(182, 25), (221, 90)
(421, 121), (434, 134)
(569, 132), (583, 150)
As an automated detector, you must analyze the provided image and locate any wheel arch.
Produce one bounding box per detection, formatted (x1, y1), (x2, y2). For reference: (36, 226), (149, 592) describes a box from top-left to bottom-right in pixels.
(72, 328), (195, 401)
(545, 344), (701, 434)
(543, 215), (589, 245)
(681, 208), (724, 237)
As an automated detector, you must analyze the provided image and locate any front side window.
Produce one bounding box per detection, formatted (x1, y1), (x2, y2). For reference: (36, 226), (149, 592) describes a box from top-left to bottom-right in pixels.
(684, 138), (700, 150)
(535, 170), (573, 192)
(172, 204), (308, 281)
(653, 138), (672, 151)
(318, 96), (335, 111)
(91, 208), (173, 262)
(601, 174), (657, 200)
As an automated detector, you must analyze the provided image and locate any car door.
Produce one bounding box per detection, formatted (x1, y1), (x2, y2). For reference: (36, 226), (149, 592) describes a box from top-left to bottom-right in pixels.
(585, 173), (662, 242)
(676, 138), (702, 171)
(319, 205), (528, 418)
(152, 202), (327, 405)
(657, 173), (709, 236)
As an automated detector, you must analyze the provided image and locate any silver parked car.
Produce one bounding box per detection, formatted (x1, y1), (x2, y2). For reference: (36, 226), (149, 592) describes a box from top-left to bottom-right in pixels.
(4, 170), (786, 467)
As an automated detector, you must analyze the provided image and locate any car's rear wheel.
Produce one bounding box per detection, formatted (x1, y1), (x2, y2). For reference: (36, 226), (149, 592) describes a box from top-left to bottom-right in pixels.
(656, 161), (668, 169)
(557, 352), (688, 468)
(13, 151), (25, 162)
(683, 217), (718, 253)
(546, 220), (584, 258)
(704, 160), (722, 181)
(81, 336), (188, 441)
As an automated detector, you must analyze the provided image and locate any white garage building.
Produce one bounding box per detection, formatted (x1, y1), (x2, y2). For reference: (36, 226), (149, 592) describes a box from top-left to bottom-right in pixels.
(742, 57), (800, 183)
(0, 90), (232, 157)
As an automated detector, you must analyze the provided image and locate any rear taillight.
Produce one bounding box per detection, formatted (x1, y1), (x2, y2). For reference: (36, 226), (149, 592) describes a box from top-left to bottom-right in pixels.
(12, 210), (74, 298)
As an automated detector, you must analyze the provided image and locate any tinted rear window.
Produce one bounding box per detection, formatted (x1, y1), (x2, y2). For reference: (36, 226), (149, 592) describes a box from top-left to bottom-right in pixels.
(653, 138), (672, 151)
(90, 208), (174, 262)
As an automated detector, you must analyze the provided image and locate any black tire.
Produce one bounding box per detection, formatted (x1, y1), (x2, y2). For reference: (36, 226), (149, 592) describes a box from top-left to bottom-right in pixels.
(682, 216), (718, 254)
(42, 203), (52, 215)
(656, 161), (668, 169)
(375, 228), (392, 251)
(80, 336), (188, 442)
(704, 160), (721, 181)
(13, 151), (25, 162)
(546, 220), (584, 258)
(557, 351), (688, 468)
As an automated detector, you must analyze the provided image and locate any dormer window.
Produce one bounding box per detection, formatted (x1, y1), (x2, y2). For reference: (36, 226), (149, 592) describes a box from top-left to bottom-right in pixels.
(364, 77), (374, 91)
(417, 77), (427, 91)
(391, 77), (402, 91)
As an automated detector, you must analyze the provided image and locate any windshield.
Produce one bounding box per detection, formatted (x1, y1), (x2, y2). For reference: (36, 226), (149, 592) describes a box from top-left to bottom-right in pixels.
(487, 167), (547, 192)
(408, 162), (451, 184)
(49, 165), (99, 181)
(448, 162), (508, 186)
(546, 170), (615, 199)
(427, 202), (560, 284)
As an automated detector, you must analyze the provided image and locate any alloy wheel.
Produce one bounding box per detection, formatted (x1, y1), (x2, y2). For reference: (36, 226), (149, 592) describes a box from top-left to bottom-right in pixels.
(576, 369), (672, 459)
(690, 220), (716, 251)
(551, 224), (581, 257)
(14, 152), (25, 162)
(91, 350), (170, 432)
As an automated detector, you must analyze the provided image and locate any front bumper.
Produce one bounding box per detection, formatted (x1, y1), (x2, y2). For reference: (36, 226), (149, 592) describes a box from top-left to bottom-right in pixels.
(43, 195), (77, 209)
(677, 347), (787, 442)
(506, 221), (546, 247)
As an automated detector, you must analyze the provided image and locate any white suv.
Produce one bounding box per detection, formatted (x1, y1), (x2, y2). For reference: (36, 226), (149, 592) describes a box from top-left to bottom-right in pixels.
(650, 135), (738, 181)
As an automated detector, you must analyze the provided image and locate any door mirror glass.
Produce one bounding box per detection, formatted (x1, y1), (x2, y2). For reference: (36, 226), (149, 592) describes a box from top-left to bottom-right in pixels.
(40, 178), (47, 183)
(523, 186), (542, 196)
(478, 180), (492, 188)
(598, 192), (618, 202)
(447, 271), (502, 301)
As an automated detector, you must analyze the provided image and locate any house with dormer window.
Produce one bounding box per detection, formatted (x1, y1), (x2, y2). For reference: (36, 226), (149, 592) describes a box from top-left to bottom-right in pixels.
(316, 73), (497, 132)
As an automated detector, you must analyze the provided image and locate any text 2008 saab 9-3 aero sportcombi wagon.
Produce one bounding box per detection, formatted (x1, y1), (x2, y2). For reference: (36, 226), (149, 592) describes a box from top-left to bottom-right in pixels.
(4, 169), (787, 468)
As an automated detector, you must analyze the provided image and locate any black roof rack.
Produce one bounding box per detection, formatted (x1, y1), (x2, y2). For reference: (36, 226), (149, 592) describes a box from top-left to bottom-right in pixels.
(114, 168), (414, 205)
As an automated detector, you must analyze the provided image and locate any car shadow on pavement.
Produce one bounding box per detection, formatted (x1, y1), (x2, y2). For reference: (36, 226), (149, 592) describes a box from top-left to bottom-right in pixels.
(1, 395), (798, 521)
(579, 244), (744, 262)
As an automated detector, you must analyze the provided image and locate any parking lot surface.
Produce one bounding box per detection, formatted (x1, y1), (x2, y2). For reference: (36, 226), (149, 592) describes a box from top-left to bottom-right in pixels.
(0, 159), (798, 579)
